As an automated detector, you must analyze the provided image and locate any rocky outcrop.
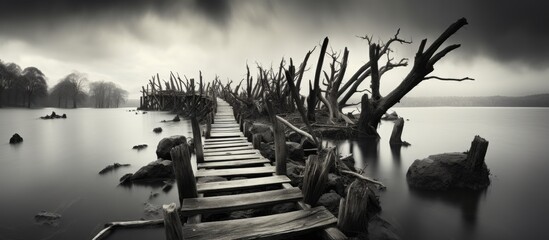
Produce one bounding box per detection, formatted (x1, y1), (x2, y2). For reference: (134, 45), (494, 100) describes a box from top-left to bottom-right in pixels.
(249, 122), (274, 143)
(40, 111), (66, 119)
(98, 163), (130, 174)
(407, 136), (490, 190)
(132, 144), (148, 150)
(9, 133), (23, 144)
(122, 159), (174, 183)
(317, 191), (342, 215)
(156, 135), (187, 160)
(153, 127), (162, 133)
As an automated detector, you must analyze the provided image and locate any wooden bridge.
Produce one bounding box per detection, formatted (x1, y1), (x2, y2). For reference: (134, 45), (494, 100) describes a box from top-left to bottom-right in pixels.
(163, 99), (347, 240)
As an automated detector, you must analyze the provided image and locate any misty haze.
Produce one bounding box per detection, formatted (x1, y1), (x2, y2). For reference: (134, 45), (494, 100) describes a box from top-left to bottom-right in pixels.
(1, 1), (548, 240)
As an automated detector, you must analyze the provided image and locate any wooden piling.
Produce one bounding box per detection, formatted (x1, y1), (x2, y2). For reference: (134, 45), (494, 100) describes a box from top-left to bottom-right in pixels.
(302, 151), (333, 206)
(337, 179), (371, 236)
(205, 114), (212, 139)
(274, 119), (287, 175)
(191, 115), (204, 163)
(163, 203), (184, 240)
(389, 117), (405, 145)
(467, 135), (489, 171)
(170, 143), (197, 205)
(252, 134), (262, 149)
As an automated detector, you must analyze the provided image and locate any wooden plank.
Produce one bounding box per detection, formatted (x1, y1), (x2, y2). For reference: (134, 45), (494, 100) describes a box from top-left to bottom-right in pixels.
(197, 158), (270, 169)
(181, 207), (337, 240)
(203, 146), (254, 153)
(204, 140), (248, 145)
(196, 166), (276, 177)
(204, 142), (251, 149)
(210, 132), (244, 138)
(204, 154), (263, 162)
(204, 137), (247, 142)
(204, 149), (259, 157)
(210, 127), (240, 131)
(196, 175), (289, 193)
(181, 187), (302, 216)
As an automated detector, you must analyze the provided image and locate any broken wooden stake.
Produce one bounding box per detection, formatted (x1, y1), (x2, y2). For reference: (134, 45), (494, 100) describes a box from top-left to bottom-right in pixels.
(163, 203), (184, 240)
(170, 143), (197, 205)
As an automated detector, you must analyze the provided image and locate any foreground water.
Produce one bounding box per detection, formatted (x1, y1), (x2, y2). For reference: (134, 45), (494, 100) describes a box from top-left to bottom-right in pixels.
(0, 107), (548, 240)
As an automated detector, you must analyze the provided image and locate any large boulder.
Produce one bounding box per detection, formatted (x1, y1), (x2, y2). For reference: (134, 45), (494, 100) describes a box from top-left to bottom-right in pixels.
(153, 127), (163, 133)
(9, 133), (23, 144)
(156, 135), (187, 160)
(287, 131), (301, 143)
(286, 142), (304, 161)
(249, 123), (274, 143)
(407, 136), (490, 191)
(130, 159), (174, 181)
(259, 142), (275, 161)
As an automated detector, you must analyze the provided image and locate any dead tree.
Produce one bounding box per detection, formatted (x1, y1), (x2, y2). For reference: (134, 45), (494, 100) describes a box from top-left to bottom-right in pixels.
(357, 18), (473, 137)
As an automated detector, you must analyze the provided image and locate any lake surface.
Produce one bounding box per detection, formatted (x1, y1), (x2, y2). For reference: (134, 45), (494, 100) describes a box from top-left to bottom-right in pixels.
(0, 107), (548, 240)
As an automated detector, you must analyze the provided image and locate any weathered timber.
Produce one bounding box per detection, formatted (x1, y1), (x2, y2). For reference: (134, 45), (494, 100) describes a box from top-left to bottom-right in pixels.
(467, 135), (489, 172)
(191, 116), (204, 163)
(196, 175), (291, 194)
(197, 158), (269, 169)
(181, 207), (337, 240)
(203, 149), (260, 157)
(302, 153), (332, 206)
(337, 179), (371, 236)
(195, 166), (276, 177)
(204, 142), (252, 149)
(389, 117), (407, 145)
(170, 143), (197, 205)
(204, 153), (263, 162)
(163, 203), (184, 240)
(180, 188), (302, 216)
(203, 146), (254, 153)
(274, 119), (287, 175)
(204, 137), (247, 142)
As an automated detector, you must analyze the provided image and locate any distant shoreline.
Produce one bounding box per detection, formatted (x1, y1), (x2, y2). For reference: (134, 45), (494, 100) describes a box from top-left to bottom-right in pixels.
(395, 93), (549, 108)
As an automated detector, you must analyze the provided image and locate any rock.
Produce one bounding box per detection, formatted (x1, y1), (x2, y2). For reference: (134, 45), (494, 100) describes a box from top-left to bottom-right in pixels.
(287, 131), (301, 143)
(156, 135), (187, 160)
(144, 202), (161, 216)
(132, 144), (148, 150)
(340, 154), (356, 170)
(300, 138), (317, 156)
(259, 142), (275, 161)
(250, 123), (274, 143)
(153, 127), (162, 133)
(271, 203), (296, 214)
(162, 181), (174, 192)
(407, 136), (490, 191)
(61, 114), (67, 118)
(327, 173), (345, 196)
(317, 192), (341, 216)
(197, 176), (228, 183)
(286, 142), (304, 161)
(173, 115), (180, 122)
(119, 173), (133, 184)
(51, 111), (58, 118)
(130, 159), (174, 181)
(368, 215), (401, 240)
(34, 211), (62, 227)
(9, 133), (23, 144)
(381, 111), (399, 121)
(286, 160), (304, 187)
(99, 163), (130, 174)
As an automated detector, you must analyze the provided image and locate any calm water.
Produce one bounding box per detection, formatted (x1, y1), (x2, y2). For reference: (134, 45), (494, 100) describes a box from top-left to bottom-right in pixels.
(0, 107), (548, 240)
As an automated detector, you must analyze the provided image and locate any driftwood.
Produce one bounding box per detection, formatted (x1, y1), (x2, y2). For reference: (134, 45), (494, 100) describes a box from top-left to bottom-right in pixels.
(276, 116), (316, 144)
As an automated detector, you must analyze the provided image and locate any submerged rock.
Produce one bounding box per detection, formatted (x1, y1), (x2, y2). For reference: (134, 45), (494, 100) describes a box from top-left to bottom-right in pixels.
(119, 173), (133, 184)
(153, 127), (162, 133)
(130, 159), (174, 182)
(132, 144), (148, 150)
(35, 211), (62, 227)
(156, 135), (187, 160)
(99, 163), (130, 174)
(407, 136), (490, 191)
(40, 111), (66, 120)
(9, 133), (23, 144)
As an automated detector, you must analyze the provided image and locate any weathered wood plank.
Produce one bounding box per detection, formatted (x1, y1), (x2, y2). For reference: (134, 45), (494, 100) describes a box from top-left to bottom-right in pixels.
(197, 158), (269, 169)
(196, 166), (276, 177)
(181, 187), (302, 216)
(196, 175), (291, 193)
(204, 137), (247, 142)
(181, 207), (337, 240)
(209, 132), (244, 138)
(204, 142), (252, 149)
(204, 153), (263, 162)
(203, 146), (254, 153)
(203, 149), (260, 157)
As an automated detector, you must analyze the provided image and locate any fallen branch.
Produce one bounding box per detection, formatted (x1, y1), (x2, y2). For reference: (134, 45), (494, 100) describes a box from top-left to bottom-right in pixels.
(276, 115), (317, 144)
(340, 170), (386, 189)
(92, 219), (164, 240)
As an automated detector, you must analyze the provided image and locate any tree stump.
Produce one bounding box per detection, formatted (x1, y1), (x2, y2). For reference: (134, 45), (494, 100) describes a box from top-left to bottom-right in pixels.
(338, 179), (372, 236)
(389, 117), (408, 145)
(163, 203), (184, 240)
(467, 135), (489, 172)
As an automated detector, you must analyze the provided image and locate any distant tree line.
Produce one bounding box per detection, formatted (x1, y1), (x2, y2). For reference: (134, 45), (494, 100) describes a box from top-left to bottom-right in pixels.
(0, 60), (128, 108)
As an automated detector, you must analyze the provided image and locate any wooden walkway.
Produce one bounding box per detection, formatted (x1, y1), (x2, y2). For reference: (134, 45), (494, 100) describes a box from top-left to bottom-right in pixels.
(178, 100), (346, 240)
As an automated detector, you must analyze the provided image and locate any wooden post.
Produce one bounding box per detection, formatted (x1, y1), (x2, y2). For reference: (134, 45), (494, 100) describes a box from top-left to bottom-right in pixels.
(163, 203), (184, 240)
(170, 143), (197, 205)
(337, 179), (371, 236)
(274, 119), (287, 175)
(205, 114), (211, 139)
(239, 116), (244, 131)
(191, 115), (204, 163)
(467, 135), (489, 172)
(302, 149), (333, 206)
(252, 134), (262, 149)
(389, 117), (405, 145)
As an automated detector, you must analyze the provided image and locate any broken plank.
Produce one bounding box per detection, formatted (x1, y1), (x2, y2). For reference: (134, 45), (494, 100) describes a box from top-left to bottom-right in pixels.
(182, 206), (337, 240)
(181, 187), (302, 216)
(196, 166), (275, 177)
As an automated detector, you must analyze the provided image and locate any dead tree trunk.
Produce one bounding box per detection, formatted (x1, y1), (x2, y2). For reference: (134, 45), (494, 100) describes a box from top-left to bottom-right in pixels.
(307, 37), (329, 122)
(358, 18), (472, 138)
(389, 117), (406, 145)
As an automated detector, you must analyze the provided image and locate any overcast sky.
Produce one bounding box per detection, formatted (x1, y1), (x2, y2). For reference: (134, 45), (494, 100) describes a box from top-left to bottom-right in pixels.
(1, 0), (547, 99)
